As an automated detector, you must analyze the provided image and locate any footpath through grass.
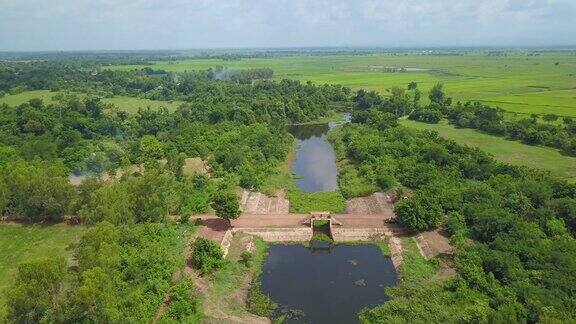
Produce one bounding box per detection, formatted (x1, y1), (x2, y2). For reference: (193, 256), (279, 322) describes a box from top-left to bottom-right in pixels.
(0, 224), (87, 318)
(400, 119), (576, 182)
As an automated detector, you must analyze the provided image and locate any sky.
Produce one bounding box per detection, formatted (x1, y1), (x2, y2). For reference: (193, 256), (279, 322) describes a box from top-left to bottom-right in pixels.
(0, 0), (575, 51)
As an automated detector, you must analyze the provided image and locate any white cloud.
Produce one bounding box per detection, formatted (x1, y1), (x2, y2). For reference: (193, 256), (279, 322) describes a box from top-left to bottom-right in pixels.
(0, 0), (574, 50)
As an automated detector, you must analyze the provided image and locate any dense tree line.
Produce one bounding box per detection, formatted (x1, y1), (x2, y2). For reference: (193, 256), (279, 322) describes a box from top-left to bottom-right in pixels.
(361, 80), (576, 156)
(447, 101), (576, 155)
(0, 61), (349, 114)
(210, 67), (274, 83)
(0, 64), (348, 223)
(330, 108), (576, 322)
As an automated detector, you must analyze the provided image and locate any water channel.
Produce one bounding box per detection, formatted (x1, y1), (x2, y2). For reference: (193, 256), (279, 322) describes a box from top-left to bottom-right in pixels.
(259, 114), (398, 323)
(288, 114), (351, 192)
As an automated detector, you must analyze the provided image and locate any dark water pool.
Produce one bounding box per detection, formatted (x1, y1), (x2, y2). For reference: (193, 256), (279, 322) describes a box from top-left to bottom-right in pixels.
(288, 114), (350, 192)
(261, 244), (397, 324)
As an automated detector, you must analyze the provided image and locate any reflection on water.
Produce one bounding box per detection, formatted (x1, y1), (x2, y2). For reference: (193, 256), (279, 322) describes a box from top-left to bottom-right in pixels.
(261, 244), (397, 324)
(288, 113), (350, 193)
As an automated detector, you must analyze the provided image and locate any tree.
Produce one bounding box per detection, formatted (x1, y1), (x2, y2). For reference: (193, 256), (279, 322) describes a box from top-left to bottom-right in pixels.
(66, 267), (121, 323)
(366, 110), (398, 131)
(408, 81), (418, 90)
(78, 182), (135, 225)
(166, 149), (186, 180)
(191, 238), (223, 274)
(395, 195), (443, 231)
(6, 258), (67, 323)
(0, 176), (10, 214)
(429, 83), (451, 106)
(139, 135), (164, 164)
(211, 190), (241, 226)
(5, 160), (74, 222)
(413, 88), (422, 107)
(130, 171), (178, 223)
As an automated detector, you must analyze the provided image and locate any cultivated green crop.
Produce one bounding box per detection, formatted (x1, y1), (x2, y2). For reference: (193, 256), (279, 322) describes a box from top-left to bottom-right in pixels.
(111, 52), (576, 116)
(400, 119), (576, 182)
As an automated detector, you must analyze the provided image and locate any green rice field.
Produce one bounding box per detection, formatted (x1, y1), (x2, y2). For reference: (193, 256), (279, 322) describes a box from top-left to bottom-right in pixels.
(400, 119), (576, 182)
(111, 52), (576, 117)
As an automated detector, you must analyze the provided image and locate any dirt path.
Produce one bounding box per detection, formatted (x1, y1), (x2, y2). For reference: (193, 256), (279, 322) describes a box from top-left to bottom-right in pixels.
(413, 229), (456, 278)
(201, 233), (270, 324)
(414, 229), (453, 259)
(152, 229), (200, 323)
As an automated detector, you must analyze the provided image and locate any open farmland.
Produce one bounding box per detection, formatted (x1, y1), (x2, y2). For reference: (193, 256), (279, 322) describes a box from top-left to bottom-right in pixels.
(111, 52), (576, 116)
(400, 119), (576, 182)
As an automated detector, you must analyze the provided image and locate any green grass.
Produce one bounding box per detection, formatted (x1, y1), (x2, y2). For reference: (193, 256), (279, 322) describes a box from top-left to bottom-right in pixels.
(110, 52), (576, 117)
(292, 112), (346, 125)
(376, 241), (391, 257)
(400, 119), (576, 182)
(0, 224), (87, 318)
(101, 96), (183, 113)
(203, 236), (268, 320)
(0, 90), (57, 106)
(261, 142), (297, 196)
(312, 219), (330, 227)
(287, 189), (346, 214)
(400, 237), (439, 284)
(0, 90), (182, 113)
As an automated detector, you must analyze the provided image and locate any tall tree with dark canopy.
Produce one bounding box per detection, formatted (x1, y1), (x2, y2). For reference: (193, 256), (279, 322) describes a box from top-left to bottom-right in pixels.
(211, 190), (241, 226)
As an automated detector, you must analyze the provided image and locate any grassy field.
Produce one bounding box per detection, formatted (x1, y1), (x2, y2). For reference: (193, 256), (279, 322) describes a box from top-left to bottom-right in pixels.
(102, 96), (182, 113)
(0, 90), (183, 113)
(0, 224), (87, 318)
(111, 52), (576, 117)
(400, 119), (576, 182)
(0, 90), (57, 106)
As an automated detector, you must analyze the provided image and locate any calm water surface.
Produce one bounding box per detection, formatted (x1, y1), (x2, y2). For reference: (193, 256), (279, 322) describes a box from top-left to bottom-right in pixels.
(261, 244), (397, 324)
(288, 114), (350, 192)
(265, 113), (396, 323)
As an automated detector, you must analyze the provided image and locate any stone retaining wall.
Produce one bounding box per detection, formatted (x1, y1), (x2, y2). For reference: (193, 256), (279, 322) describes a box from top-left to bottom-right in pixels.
(232, 227), (312, 242)
(331, 227), (391, 242)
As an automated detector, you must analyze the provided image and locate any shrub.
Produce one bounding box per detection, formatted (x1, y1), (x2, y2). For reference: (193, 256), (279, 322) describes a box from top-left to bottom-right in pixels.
(6, 258), (67, 323)
(247, 280), (278, 317)
(376, 173), (396, 190)
(395, 195), (444, 232)
(161, 280), (201, 322)
(240, 251), (253, 267)
(191, 238), (223, 275)
(444, 211), (468, 239)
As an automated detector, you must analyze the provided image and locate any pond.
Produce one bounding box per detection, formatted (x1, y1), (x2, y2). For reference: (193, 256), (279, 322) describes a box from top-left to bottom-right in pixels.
(261, 244), (397, 323)
(288, 114), (351, 192)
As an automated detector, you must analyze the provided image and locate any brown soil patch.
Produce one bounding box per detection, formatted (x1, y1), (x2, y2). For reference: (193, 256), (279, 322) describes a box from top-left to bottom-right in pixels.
(419, 229), (454, 257)
(345, 191), (396, 216)
(414, 229), (456, 278)
(197, 218), (230, 243)
(232, 213), (309, 228)
(240, 190), (289, 214)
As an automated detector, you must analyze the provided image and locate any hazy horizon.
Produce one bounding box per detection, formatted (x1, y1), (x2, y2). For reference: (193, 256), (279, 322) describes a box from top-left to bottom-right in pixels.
(1, 0), (575, 51)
